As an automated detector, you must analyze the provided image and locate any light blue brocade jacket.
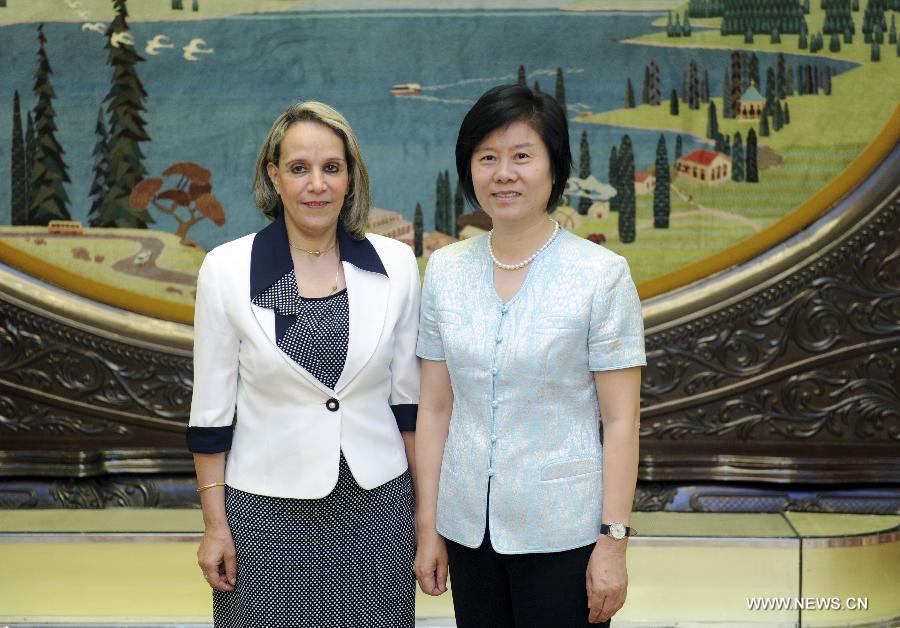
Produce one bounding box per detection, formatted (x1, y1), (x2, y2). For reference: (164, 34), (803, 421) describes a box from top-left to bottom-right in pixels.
(416, 230), (646, 554)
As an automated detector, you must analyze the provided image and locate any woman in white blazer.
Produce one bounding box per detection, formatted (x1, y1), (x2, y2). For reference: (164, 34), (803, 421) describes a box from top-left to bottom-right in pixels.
(187, 101), (420, 627)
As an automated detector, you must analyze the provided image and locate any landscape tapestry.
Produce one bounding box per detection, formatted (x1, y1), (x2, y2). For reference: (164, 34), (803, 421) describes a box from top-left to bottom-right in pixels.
(1, 0), (897, 323)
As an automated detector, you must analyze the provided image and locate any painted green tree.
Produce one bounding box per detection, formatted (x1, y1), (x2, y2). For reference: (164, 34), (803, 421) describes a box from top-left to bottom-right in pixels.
(760, 112), (771, 137)
(687, 60), (700, 109)
(706, 101), (720, 140)
(10, 90), (28, 225)
(648, 59), (661, 105)
(97, 0), (153, 228)
(24, 112), (35, 211)
(746, 128), (759, 183)
(732, 132), (744, 182)
(554, 67), (566, 114)
(517, 65), (526, 86)
(87, 108), (109, 227)
(670, 88), (679, 116)
(616, 135), (636, 243)
(454, 179), (464, 236)
(652, 135), (670, 229)
(578, 131), (591, 215)
(722, 68), (733, 118)
(29, 24), (71, 225)
(608, 146), (619, 213)
(675, 134), (683, 161)
(414, 202), (423, 257)
(433, 172), (445, 234)
(433, 170), (452, 235)
(625, 78), (635, 109)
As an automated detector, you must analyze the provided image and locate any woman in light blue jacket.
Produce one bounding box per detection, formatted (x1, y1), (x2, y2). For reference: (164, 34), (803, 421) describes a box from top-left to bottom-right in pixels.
(414, 85), (646, 627)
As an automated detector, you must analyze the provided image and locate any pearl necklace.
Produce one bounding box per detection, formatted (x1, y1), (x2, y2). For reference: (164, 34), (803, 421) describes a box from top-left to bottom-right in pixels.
(488, 219), (560, 271)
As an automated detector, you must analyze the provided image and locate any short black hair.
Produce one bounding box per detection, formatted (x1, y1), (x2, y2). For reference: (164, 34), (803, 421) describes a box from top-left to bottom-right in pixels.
(455, 84), (571, 212)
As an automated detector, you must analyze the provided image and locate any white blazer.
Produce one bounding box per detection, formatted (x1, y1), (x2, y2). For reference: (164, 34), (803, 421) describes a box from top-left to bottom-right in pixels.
(187, 213), (421, 499)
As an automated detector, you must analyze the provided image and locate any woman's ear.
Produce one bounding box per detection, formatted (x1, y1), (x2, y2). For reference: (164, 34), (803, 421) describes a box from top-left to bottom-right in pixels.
(266, 162), (279, 193)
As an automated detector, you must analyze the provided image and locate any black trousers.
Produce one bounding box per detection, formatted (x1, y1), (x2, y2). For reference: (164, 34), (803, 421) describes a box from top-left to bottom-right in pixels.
(445, 530), (611, 628)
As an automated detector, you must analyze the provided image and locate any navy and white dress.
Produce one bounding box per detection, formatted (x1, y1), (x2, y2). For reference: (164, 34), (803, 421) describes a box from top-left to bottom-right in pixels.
(212, 267), (416, 628)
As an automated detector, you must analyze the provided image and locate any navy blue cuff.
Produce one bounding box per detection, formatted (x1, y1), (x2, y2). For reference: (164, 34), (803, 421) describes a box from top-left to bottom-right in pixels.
(391, 404), (418, 432)
(186, 424), (234, 453)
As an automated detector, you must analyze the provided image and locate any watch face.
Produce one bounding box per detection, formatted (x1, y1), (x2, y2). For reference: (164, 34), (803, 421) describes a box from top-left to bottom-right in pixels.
(610, 522), (626, 540)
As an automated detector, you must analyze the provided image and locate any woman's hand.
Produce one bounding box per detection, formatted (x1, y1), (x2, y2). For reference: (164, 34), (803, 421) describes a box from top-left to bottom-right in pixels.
(414, 526), (449, 596)
(197, 524), (237, 592)
(586, 536), (628, 623)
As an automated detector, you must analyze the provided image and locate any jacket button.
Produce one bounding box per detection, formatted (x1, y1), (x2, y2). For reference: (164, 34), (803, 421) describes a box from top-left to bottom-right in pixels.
(326, 398), (340, 412)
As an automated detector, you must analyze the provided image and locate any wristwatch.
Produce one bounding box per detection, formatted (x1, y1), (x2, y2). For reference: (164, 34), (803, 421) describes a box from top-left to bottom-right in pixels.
(599, 522), (636, 540)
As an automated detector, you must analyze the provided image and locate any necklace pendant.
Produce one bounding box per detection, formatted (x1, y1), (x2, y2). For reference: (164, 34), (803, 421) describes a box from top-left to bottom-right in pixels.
(312, 251), (322, 256)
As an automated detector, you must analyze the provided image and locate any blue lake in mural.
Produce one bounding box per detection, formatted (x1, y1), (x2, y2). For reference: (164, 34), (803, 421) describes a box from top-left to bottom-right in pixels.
(0, 9), (856, 250)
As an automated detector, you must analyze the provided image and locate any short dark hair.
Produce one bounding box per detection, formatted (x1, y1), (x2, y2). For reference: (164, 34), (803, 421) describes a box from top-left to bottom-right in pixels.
(455, 84), (571, 212)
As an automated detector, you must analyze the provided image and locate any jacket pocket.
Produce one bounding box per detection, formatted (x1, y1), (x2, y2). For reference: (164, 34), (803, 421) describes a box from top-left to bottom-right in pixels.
(539, 456), (600, 482)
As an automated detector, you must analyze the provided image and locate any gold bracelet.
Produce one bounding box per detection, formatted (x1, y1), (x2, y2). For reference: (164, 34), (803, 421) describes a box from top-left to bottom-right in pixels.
(197, 482), (226, 493)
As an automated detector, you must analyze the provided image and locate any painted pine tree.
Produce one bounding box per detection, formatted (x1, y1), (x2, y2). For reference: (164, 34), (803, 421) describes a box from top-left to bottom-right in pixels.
(730, 52), (742, 112)
(434, 172), (445, 234)
(701, 68), (709, 103)
(675, 134), (683, 161)
(652, 135), (670, 229)
(670, 88), (679, 115)
(554, 68), (566, 114)
(648, 59), (661, 105)
(517, 65), (526, 86)
(625, 78), (635, 108)
(732, 132), (744, 181)
(616, 135), (636, 243)
(746, 129), (759, 182)
(706, 101), (719, 140)
(777, 53), (789, 98)
(722, 68), (732, 118)
(608, 146), (619, 212)
(760, 112), (771, 137)
(10, 90), (28, 225)
(687, 60), (700, 109)
(29, 24), (72, 225)
(578, 131), (591, 215)
(87, 108), (109, 227)
(24, 112), (35, 211)
(414, 202), (423, 257)
(98, 0), (153, 228)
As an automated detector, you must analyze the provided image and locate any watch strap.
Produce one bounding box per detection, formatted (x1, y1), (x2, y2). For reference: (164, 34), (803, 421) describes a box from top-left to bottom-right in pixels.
(599, 523), (637, 538)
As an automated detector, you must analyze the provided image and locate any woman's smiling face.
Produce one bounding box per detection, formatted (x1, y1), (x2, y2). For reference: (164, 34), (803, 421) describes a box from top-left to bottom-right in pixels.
(470, 119), (553, 228)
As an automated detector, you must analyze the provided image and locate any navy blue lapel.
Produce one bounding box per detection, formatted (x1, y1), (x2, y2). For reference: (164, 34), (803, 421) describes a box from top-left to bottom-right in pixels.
(250, 212), (388, 343)
(251, 212), (388, 302)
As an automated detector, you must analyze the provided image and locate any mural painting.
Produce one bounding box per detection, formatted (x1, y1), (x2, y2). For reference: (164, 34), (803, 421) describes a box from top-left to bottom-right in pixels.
(1, 0), (898, 323)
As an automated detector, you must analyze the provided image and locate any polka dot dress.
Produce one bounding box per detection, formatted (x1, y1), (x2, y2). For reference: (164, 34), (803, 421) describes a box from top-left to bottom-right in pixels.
(252, 269), (349, 390)
(215, 269), (415, 627)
